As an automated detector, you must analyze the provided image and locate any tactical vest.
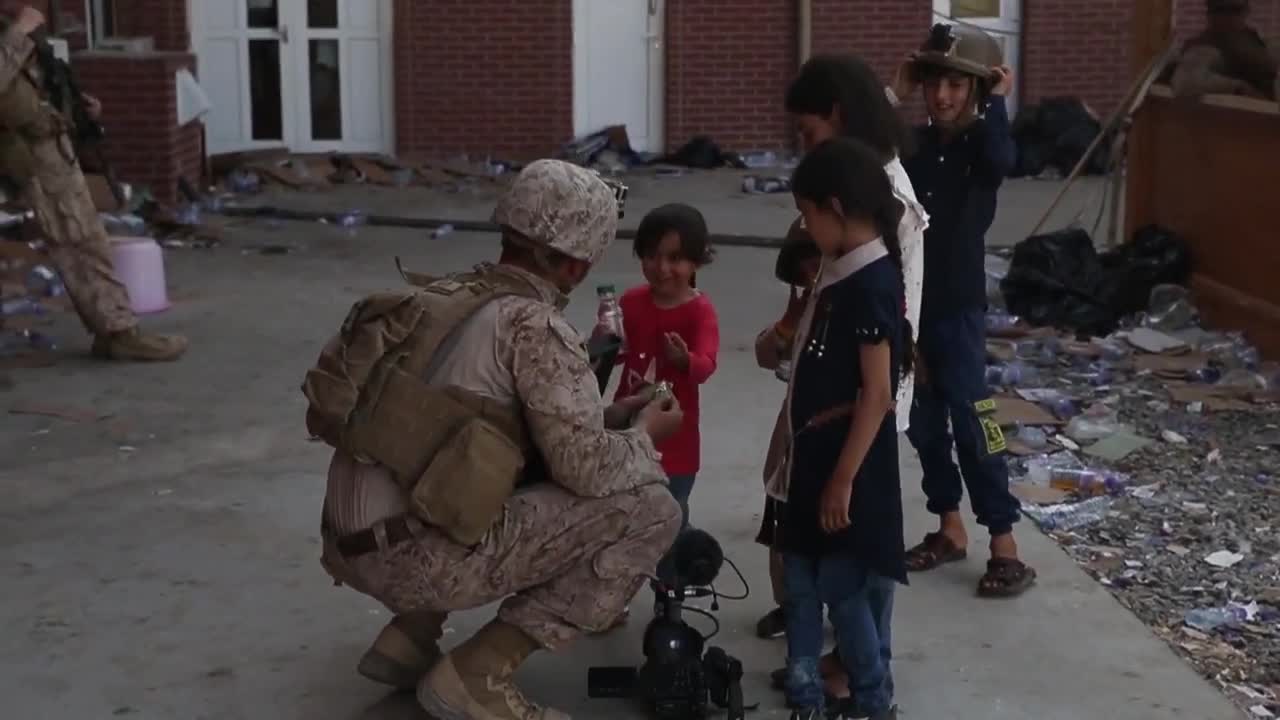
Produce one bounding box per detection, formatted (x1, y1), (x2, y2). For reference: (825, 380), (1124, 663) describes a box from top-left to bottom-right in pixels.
(302, 264), (546, 546)
(0, 31), (73, 185)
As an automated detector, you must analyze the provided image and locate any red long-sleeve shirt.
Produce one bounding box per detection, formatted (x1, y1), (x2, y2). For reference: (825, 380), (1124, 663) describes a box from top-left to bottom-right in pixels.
(613, 286), (720, 476)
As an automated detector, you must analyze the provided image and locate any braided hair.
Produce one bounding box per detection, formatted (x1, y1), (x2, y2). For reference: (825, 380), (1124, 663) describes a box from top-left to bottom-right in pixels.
(790, 137), (915, 377)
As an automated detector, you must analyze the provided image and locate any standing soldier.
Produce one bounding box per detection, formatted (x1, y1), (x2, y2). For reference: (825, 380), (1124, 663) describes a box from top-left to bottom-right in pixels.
(0, 4), (187, 362)
(310, 159), (684, 719)
(1171, 0), (1278, 101)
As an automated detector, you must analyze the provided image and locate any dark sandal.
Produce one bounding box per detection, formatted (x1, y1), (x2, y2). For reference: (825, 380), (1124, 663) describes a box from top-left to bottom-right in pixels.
(905, 532), (968, 572)
(977, 557), (1037, 598)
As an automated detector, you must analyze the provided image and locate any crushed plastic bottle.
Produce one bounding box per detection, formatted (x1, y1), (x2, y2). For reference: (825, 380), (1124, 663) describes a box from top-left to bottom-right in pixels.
(985, 312), (1021, 334)
(742, 176), (790, 194)
(173, 203), (202, 227)
(1066, 406), (1122, 442)
(225, 169), (261, 194)
(0, 328), (57, 355)
(740, 150), (778, 169)
(0, 297), (46, 316)
(985, 362), (1037, 387)
(1023, 496), (1112, 532)
(100, 213), (148, 237)
(1024, 452), (1084, 486)
(1187, 365), (1223, 383)
(24, 265), (64, 298)
(1184, 602), (1257, 632)
(1013, 425), (1049, 451)
(1144, 284), (1199, 332)
(1097, 338), (1131, 362)
(984, 254), (1010, 310)
(430, 224), (455, 240)
(337, 210), (367, 236)
(1218, 369), (1268, 391)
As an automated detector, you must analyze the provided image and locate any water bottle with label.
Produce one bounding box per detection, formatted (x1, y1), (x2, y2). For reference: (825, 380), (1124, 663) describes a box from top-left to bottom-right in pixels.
(595, 285), (626, 349)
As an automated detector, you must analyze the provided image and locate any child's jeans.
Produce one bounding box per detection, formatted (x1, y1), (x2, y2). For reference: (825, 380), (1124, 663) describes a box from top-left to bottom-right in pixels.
(656, 474), (696, 584)
(783, 552), (895, 716)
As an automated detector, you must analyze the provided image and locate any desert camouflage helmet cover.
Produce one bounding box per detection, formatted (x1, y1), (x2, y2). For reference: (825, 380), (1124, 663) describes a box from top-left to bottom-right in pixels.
(911, 23), (1003, 81)
(492, 159), (621, 264)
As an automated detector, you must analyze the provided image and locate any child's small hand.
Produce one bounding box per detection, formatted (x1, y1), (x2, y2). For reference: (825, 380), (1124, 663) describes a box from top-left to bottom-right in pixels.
(663, 332), (690, 370)
(819, 476), (853, 534)
(779, 285), (811, 335)
(892, 56), (918, 100)
(990, 65), (1015, 96)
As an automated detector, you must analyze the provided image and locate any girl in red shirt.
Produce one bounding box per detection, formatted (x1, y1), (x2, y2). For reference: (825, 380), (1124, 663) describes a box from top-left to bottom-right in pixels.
(614, 203), (721, 582)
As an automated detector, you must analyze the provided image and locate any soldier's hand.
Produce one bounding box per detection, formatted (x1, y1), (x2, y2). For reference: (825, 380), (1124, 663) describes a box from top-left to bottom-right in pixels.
(637, 395), (684, 444)
(603, 392), (649, 429)
(14, 5), (46, 34)
(991, 65), (1015, 97)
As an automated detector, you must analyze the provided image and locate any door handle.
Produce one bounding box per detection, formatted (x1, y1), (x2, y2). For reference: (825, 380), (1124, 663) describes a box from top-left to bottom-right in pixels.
(648, 0), (658, 16)
(277, 24), (290, 43)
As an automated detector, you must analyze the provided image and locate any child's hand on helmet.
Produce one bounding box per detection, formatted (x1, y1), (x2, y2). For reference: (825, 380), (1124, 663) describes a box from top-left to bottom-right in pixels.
(892, 56), (919, 100)
(991, 65), (1015, 96)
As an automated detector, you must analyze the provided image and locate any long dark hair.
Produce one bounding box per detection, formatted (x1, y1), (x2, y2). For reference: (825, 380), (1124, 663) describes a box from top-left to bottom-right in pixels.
(790, 137), (915, 377)
(786, 54), (914, 161)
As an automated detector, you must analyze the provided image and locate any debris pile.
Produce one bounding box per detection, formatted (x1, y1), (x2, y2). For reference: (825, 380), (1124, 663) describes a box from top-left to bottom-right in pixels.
(0, 208), (68, 372)
(986, 246), (1280, 716)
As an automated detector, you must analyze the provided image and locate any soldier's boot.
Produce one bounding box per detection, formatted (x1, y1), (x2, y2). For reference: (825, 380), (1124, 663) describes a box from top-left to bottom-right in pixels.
(417, 619), (569, 720)
(357, 611), (447, 691)
(91, 328), (188, 362)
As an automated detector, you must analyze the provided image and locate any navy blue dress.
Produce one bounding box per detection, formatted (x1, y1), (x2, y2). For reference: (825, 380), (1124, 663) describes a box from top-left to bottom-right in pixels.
(777, 255), (908, 584)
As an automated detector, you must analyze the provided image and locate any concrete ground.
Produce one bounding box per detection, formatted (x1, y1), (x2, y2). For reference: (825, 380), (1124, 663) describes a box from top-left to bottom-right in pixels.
(0, 173), (1241, 720)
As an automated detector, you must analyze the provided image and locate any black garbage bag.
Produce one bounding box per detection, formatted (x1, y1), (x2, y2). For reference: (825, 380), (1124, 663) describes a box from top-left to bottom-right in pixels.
(1096, 224), (1192, 315)
(1010, 97), (1110, 178)
(1000, 227), (1115, 335)
(1000, 225), (1192, 336)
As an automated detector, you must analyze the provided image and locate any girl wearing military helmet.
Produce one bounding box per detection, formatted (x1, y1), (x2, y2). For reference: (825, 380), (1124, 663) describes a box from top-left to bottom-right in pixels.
(888, 23), (1038, 600)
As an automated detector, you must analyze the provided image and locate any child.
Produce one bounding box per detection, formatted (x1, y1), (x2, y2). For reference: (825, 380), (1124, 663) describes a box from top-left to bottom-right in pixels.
(758, 53), (929, 690)
(753, 219), (821, 645)
(888, 23), (1036, 598)
(614, 203), (720, 582)
(778, 137), (911, 720)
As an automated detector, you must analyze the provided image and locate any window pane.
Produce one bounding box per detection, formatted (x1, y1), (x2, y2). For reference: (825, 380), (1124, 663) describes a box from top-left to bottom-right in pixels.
(952, 0), (1000, 18)
(309, 39), (342, 141)
(308, 0), (339, 29)
(248, 39), (283, 140)
(247, 0), (278, 29)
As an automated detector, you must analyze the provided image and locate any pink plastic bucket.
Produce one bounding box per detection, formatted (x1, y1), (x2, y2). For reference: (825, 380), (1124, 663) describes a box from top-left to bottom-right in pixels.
(108, 236), (171, 315)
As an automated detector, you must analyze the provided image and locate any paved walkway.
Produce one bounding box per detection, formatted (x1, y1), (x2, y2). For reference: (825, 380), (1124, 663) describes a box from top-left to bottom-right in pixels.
(0, 177), (1239, 719)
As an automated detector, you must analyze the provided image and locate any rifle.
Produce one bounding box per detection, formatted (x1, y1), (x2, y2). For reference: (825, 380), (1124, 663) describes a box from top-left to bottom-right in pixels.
(9, 3), (127, 208)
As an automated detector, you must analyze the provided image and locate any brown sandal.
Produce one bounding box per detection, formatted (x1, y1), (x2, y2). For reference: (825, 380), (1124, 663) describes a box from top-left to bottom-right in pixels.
(977, 557), (1037, 598)
(905, 532), (968, 572)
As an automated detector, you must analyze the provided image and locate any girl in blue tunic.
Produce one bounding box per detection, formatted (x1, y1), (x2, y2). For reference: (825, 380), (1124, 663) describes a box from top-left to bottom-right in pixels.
(778, 137), (913, 720)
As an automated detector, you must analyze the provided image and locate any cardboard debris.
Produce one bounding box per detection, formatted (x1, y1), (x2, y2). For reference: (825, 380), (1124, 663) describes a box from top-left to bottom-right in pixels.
(1127, 328), (1189, 354)
(1012, 483), (1070, 506)
(986, 339), (1018, 363)
(1084, 430), (1155, 462)
(1135, 352), (1209, 376)
(994, 395), (1064, 427)
(1165, 383), (1260, 412)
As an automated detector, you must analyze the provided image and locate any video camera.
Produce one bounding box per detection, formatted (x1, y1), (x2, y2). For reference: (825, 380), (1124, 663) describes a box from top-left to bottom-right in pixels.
(588, 529), (750, 720)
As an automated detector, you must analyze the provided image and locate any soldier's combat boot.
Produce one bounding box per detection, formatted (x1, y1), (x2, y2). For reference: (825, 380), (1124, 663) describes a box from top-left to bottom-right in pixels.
(92, 328), (188, 362)
(418, 619), (568, 720)
(358, 611), (447, 691)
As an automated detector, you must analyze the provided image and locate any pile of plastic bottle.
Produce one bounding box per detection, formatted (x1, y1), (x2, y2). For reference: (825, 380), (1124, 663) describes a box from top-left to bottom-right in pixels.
(0, 260), (64, 356)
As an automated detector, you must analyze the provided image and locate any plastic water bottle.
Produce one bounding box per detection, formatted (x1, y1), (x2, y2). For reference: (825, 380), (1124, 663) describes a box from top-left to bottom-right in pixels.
(596, 285), (625, 344)
(1025, 496), (1112, 532)
(24, 265), (65, 298)
(1048, 468), (1130, 496)
(0, 297), (45, 316)
(985, 312), (1020, 333)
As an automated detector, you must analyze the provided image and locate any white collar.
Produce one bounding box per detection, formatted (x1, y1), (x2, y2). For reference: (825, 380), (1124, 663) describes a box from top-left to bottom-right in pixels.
(816, 238), (888, 291)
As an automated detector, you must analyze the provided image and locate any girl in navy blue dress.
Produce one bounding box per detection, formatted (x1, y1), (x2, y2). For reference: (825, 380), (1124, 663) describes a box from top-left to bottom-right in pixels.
(778, 137), (913, 720)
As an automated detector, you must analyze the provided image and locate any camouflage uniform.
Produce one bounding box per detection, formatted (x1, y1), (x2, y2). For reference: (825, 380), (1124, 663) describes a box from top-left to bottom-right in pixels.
(320, 159), (680, 719)
(0, 22), (186, 361)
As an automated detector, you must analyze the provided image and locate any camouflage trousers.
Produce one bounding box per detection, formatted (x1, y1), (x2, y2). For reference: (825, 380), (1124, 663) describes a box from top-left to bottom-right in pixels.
(322, 482), (682, 650)
(22, 137), (136, 335)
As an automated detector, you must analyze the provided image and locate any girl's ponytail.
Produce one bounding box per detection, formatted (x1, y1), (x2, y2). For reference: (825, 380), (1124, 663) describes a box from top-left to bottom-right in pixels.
(874, 199), (915, 379)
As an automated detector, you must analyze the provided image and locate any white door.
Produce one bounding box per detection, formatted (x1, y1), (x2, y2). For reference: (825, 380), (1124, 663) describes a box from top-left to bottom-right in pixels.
(572, 0), (665, 154)
(192, 0), (393, 156)
(932, 0), (1022, 114)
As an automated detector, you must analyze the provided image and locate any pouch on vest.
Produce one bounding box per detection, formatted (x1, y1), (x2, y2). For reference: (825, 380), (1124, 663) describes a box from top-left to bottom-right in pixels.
(411, 416), (525, 546)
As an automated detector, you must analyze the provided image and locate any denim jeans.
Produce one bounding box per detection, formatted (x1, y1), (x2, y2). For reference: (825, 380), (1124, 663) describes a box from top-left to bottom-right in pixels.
(656, 474), (696, 584)
(907, 309), (1022, 535)
(783, 553), (895, 716)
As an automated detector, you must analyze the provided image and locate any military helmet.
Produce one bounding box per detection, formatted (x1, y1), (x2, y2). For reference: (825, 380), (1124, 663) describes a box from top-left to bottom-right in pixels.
(911, 23), (1003, 81)
(492, 159), (625, 264)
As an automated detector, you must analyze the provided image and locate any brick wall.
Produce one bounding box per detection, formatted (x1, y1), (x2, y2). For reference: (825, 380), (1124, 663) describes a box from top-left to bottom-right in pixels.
(664, 0), (796, 153)
(74, 52), (203, 205)
(108, 0), (190, 51)
(392, 0), (573, 160)
(811, 0), (932, 124)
